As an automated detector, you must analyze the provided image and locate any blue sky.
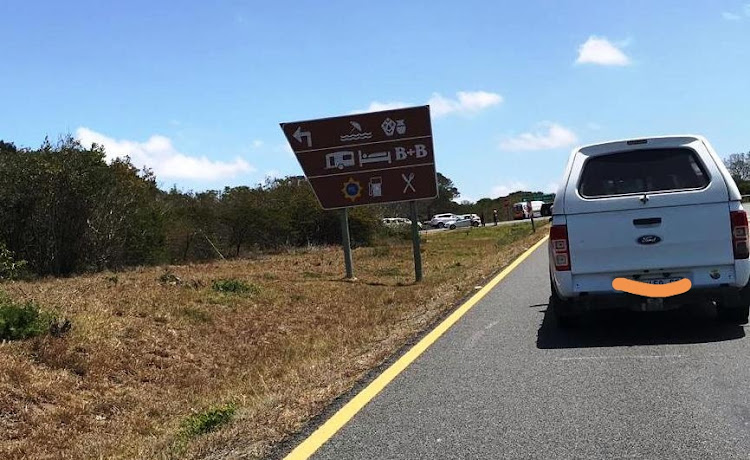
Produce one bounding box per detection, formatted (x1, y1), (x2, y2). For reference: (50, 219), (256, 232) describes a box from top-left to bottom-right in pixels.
(1, 0), (749, 202)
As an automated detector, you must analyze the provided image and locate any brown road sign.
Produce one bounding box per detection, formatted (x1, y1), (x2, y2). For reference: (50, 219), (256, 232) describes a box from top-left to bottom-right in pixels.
(280, 106), (437, 210)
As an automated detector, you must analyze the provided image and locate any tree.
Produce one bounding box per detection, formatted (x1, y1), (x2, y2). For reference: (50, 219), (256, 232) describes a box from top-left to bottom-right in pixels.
(420, 173), (460, 221)
(724, 152), (750, 195)
(0, 135), (166, 275)
(0, 140), (18, 154)
(725, 152), (750, 182)
(0, 135), (385, 275)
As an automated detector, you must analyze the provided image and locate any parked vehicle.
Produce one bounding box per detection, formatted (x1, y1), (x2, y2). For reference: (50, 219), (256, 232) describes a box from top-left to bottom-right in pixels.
(512, 201), (544, 219)
(445, 216), (474, 230)
(382, 217), (422, 229)
(461, 214), (481, 227)
(549, 135), (750, 327)
(430, 213), (459, 228)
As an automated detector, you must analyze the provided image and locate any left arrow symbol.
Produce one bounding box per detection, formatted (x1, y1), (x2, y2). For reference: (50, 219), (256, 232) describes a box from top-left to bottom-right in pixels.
(293, 126), (312, 148)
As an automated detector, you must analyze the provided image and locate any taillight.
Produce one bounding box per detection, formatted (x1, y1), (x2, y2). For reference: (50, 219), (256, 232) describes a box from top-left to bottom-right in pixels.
(550, 224), (571, 271)
(731, 210), (749, 259)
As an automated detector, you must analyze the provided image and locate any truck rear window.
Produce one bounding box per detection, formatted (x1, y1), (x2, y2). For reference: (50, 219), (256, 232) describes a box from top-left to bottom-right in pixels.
(578, 148), (709, 198)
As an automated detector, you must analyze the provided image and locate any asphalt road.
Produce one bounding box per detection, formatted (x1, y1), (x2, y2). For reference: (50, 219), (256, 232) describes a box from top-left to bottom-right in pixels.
(312, 244), (750, 459)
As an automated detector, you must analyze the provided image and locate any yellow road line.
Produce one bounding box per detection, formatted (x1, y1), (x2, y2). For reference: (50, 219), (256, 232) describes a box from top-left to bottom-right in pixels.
(285, 235), (550, 459)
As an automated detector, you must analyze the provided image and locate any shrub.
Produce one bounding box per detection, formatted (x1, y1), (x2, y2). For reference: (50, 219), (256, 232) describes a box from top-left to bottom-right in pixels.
(0, 294), (53, 341)
(0, 242), (29, 281)
(211, 279), (259, 295)
(172, 402), (237, 453)
(180, 403), (236, 439)
(158, 271), (182, 286)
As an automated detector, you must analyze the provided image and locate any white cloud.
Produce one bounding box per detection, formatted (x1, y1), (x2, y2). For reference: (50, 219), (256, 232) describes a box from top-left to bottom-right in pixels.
(76, 127), (255, 181)
(354, 90), (502, 117)
(252, 139), (264, 148)
(499, 122), (578, 151)
(366, 101), (410, 113)
(350, 101), (410, 114)
(544, 182), (560, 194)
(722, 11), (742, 20)
(491, 181), (529, 198)
(575, 36), (631, 66)
(427, 91), (503, 117)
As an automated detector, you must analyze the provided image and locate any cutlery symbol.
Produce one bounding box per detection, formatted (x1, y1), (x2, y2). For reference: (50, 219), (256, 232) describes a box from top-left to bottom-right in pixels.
(402, 173), (416, 193)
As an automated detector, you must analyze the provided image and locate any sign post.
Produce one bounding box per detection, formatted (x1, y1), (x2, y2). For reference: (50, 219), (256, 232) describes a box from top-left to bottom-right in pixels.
(340, 208), (354, 279)
(409, 201), (423, 282)
(281, 106), (437, 281)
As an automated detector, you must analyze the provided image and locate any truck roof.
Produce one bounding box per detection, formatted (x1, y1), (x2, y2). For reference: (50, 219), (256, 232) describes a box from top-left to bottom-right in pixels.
(574, 134), (707, 155)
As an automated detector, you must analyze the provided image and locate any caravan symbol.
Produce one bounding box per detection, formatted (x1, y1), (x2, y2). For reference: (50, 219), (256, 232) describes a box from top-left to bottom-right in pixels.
(325, 151), (356, 170)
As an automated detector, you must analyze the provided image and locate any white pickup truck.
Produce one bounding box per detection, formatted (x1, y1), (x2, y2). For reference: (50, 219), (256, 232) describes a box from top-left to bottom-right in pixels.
(549, 135), (750, 326)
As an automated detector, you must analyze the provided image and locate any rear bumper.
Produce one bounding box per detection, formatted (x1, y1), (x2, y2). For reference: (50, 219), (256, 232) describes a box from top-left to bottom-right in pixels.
(565, 285), (744, 312)
(551, 261), (750, 298)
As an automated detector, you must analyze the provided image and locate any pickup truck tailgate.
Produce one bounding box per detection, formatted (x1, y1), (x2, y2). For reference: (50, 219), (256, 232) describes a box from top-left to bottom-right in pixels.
(567, 203), (734, 275)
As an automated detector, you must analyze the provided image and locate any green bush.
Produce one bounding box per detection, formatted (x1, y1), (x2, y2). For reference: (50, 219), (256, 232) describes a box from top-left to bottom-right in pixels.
(171, 402), (237, 453)
(0, 242), (29, 281)
(180, 403), (236, 439)
(211, 278), (259, 295)
(0, 294), (52, 341)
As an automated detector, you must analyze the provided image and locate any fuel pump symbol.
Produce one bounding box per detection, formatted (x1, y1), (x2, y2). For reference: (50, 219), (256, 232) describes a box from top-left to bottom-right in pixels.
(369, 177), (383, 197)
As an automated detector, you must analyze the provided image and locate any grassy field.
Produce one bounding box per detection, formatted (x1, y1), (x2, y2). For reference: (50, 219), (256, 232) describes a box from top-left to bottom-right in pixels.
(0, 221), (547, 459)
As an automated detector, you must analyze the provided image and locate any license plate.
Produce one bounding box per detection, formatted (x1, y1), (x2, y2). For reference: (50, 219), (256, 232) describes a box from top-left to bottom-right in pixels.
(638, 277), (682, 285)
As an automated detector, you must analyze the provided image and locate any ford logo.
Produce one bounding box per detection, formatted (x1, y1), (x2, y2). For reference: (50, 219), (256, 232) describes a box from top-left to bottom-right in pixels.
(637, 235), (661, 245)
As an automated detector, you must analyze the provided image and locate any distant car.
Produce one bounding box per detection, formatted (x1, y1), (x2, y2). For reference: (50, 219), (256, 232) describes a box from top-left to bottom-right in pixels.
(461, 214), (481, 227)
(382, 217), (422, 229)
(513, 201), (544, 220)
(430, 213), (459, 228)
(445, 216), (473, 230)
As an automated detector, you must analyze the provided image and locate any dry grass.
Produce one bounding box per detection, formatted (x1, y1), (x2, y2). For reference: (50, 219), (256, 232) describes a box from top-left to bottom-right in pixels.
(0, 221), (547, 459)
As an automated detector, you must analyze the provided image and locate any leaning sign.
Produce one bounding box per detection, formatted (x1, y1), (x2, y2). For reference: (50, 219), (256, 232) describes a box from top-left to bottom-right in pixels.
(280, 106), (437, 282)
(280, 106), (438, 209)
